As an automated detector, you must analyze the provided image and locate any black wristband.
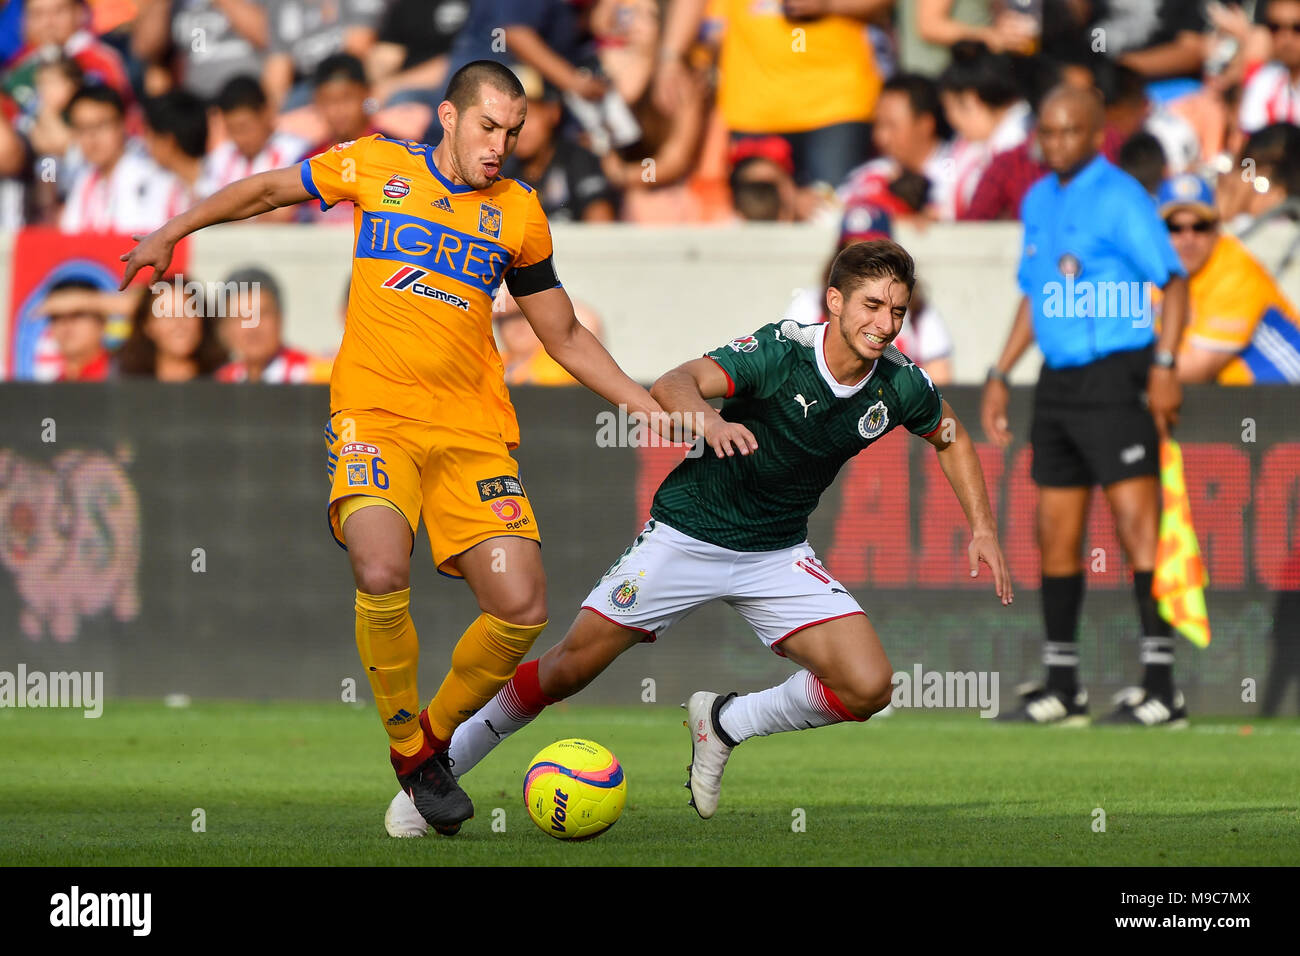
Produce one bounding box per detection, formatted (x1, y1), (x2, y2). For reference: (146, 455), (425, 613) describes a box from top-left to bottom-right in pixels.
(986, 366), (1009, 386)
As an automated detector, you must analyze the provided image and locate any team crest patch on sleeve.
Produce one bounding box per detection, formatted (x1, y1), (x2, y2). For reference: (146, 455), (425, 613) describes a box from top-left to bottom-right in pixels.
(477, 475), (525, 501)
(727, 335), (759, 353)
(858, 400), (889, 440)
(346, 462), (369, 486)
(478, 202), (502, 238)
(608, 579), (639, 611)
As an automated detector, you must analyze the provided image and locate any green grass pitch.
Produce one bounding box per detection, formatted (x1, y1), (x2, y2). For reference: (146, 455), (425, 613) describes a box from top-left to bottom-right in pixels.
(2, 701), (1296, 866)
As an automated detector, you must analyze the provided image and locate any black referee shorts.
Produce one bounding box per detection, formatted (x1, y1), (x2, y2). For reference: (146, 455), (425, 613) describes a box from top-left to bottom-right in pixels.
(1030, 345), (1161, 488)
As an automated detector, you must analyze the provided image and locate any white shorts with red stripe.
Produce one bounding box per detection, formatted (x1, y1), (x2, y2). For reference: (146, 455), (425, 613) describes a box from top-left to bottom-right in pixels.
(581, 519), (865, 656)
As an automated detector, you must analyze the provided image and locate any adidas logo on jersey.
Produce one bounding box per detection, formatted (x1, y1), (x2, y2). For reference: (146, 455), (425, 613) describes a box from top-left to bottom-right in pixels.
(431, 196), (453, 212)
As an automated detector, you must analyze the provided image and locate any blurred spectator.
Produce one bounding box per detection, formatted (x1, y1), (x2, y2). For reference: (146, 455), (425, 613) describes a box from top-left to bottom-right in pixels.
(38, 277), (114, 381)
(899, 0), (1050, 77)
(367, 0), (468, 107)
(131, 0), (269, 101)
(1217, 121), (1300, 231)
(592, 0), (659, 106)
(4, 0), (133, 111)
(118, 276), (227, 379)
(939, 42), (1032, 219)
(657, 0), (881, 189)
(214, 267), (325, 383)
(728, 138), (798, 222)
(431, 0), (607, 130)
(841, 73), (955, 221)
(1158, 173), (1300, 384)
(1118, 130), (1168, 197)
(308, 53), (382, 150)
(495, 289), (604, 386)
(1239, 0), (1300, 132)
(783, 202), (955, 383)
(598, 8), (720, 223)
(501, 65), (617, 222)
(1095, 0), (1209, 90)
(24, 55), (81, 161)
(205, 75), (308, 198)
(59, 84), (176, 233)
(141, 87), (211, 215)
(262, 0), (384, 111)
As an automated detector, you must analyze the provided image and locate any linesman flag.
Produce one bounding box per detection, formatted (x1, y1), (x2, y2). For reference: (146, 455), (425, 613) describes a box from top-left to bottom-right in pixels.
(1153, 439), (1210, 647)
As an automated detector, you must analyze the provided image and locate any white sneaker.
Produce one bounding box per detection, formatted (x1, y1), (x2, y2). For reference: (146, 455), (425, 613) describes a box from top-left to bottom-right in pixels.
(685, 691), (737, 820)
(384, 789), (428, 838)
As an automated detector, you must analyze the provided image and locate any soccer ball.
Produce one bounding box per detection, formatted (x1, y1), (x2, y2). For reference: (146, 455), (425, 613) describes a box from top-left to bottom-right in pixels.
(524, 738), (627, 840)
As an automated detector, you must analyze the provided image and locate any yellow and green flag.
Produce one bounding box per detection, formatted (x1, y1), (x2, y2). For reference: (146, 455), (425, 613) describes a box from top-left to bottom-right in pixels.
(1153, 439), (1210, 647)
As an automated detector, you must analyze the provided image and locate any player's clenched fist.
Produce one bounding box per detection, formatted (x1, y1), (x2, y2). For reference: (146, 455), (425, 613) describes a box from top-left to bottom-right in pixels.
(700, 414), (758, 459)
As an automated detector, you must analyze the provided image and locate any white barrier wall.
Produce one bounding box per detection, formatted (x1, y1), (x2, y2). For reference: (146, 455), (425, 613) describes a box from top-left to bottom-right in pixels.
(10, 221), (1300, 384)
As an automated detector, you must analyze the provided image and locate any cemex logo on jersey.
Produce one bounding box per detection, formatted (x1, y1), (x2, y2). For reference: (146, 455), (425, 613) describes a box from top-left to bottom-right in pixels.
(381, 266), (471, 310)
(382, 175), (411, 205)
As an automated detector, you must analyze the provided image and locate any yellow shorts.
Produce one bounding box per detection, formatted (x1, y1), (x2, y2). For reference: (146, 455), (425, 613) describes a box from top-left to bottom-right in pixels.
(324, 410), (540, 578)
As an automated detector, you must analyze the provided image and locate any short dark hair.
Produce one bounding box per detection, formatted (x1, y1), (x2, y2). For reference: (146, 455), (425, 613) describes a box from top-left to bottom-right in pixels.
(881, 72), (951, 140)
(1118, 131), (1167, 196)
(143, 89), (209, 158)
(444, 60), (525, 113)
(223, 266), (283, 314)
(313, 53), (368, 89)
(828, 239), (916, 298)
(64, 83), (125, 123)
(48, 277), (100, 295)
(215, 75), (268, 113)
(938, 41), (1020, 108)
(1241, 122), (1300, 196)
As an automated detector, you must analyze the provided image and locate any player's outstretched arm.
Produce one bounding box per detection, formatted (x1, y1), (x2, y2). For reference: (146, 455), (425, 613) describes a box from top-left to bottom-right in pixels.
(516, 286), (663, 421)
(119, 166), (312, 289)
(650, 358), (757, 458)
(925, 400), (1013, 606)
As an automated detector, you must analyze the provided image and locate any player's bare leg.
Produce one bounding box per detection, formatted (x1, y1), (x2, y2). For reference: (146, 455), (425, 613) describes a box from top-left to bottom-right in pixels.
(687, 614), (894, 819)
(387, 608), (642, 836)
(1000, 486), (1092, 723)
(1098, 475), (1186, 725)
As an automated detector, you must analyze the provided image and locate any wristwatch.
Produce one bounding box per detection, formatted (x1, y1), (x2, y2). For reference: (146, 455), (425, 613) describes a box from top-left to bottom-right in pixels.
(1152, 349), (1176, 370)
(986, 366), (1009, 386)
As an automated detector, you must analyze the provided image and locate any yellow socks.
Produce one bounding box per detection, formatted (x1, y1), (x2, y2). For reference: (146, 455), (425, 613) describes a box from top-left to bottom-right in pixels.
(424, 613), (547, 744)
(354, 588), (423, 756)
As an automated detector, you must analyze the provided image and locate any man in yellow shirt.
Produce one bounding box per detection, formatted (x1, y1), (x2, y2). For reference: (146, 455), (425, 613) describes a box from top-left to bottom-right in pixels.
(656, 0), (885, 188)
(121, 61), (662, 835)
(1159, 174), (1300, 384)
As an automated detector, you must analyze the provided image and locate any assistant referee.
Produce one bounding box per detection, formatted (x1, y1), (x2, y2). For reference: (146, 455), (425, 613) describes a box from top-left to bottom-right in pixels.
(981, 85), (1190, 727)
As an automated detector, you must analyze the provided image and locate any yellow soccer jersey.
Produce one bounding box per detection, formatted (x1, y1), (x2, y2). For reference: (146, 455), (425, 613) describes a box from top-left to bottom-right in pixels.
(1182, 234), (1300, 384)
(301, 134), (561, 444)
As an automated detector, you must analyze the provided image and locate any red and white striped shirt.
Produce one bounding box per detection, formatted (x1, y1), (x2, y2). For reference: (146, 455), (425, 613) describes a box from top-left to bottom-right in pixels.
(215, 347), (320, 384)
(202, 131), (310, 195)
(1238, 62), (1300, 133)
(59, 145), (188, 234)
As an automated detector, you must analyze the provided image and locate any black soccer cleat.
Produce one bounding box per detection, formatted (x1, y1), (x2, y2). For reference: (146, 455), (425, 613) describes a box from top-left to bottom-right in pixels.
(397, 750), (475, 830)
(1095, 687), (1188, 727)
(996, 682), (1089, 726)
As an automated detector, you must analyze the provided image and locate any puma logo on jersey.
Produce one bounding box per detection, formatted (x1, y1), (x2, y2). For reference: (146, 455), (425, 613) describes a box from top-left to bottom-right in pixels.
(793, 393), (817, 417)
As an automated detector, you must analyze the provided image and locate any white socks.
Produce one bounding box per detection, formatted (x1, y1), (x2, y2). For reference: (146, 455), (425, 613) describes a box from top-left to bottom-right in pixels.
(718, 670), (858, 744)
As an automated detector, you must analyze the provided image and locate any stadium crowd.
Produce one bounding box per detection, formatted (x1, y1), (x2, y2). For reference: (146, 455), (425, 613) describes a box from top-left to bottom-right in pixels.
(2, 0), (1300, 383)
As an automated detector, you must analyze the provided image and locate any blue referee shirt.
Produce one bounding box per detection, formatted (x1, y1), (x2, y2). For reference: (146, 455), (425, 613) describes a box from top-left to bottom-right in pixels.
(1017, 154), (1185, 369)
